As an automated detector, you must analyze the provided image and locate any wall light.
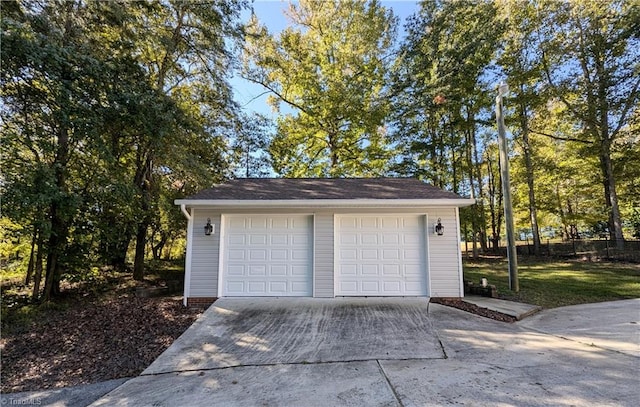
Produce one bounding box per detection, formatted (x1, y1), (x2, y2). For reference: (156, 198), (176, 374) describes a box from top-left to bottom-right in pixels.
(204, 218), (214, 236)
(434, 218), (444, 236)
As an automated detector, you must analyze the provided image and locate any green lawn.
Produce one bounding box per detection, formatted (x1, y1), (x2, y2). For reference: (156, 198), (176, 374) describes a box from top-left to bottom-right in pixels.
(463, 258), (640, 309)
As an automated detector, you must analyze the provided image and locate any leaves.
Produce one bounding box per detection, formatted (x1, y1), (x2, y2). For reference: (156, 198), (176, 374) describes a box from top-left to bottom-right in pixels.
(243, 0), (397, 177)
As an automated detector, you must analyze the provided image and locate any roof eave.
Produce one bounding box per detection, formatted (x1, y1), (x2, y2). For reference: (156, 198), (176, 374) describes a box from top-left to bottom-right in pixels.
(174, 198), (476, 209)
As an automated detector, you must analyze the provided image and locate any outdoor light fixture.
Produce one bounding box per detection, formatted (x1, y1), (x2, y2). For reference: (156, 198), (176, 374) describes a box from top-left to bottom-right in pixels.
(434, 218), (444, 236)
(204, 218), (214, 236)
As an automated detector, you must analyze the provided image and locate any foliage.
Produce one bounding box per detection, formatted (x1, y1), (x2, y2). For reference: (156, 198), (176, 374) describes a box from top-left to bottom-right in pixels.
(242, 0), (397, 177)
(1, 0), (248, 298)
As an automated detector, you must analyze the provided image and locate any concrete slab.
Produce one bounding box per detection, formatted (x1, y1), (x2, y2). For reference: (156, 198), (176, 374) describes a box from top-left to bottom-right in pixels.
(143, 297), (444, 375)
(380, 353), (639, 407)
(0, 378), (130, 407)
(463, 295), (543, 320)
(410, 303), (640, 406)
(519, 298), (640, 357)
(92, 361), (398, 407)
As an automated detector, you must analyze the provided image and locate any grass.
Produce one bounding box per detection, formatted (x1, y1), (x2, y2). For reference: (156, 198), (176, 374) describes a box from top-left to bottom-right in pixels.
(463, 257), (640, 308)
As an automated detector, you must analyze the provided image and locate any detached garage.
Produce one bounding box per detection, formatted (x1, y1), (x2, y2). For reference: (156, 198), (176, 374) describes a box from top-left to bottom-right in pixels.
(175, 178), (474, 306)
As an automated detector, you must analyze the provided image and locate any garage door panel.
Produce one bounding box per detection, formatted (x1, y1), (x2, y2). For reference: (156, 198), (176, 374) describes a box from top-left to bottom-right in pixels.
(383, 281), (402, 292)
(271, 249), (288, 260)
(223, 215), (313, 296)
(249, 250), (267, 260)
(382, 249), (400, 260)
(382, 234), (399, 244)
(361, 233), (378, 244)
(383, 264), (400, 276)
(270, 234), (288, 245)
(362, 249), (378, 260)
(290, 265), (308, 276)
(336, 215), (427, 296)
(248, 265), (266, 276)
(227, 265), (245, 276)
(361, 217), (378, 228)
(362, 264), (379, 275)
(229, 235), (246, 245)
(362, 281), (380, 292)
(228, 249), (245, 260)
(247, 281), (267, 293)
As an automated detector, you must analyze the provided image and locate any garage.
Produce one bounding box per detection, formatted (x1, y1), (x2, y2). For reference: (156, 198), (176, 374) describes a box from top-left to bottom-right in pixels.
(335, 215), (428, 296)
(221, 214), (313, 296)
(177, 178), (474, 305)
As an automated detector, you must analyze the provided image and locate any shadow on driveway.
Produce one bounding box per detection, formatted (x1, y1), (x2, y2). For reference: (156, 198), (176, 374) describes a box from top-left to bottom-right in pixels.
(143, 298), (445, 374)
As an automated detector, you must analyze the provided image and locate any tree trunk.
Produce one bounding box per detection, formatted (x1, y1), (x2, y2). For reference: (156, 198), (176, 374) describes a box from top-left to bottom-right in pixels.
(133, 155), (153, 281)
(32, 237), (44, 301)
(518, 100), (541, 255)
(152, 233), (168, 260)
(598, 127), (624, 250)
(25, 226), (37, 285)
(133, 222), (147, 280)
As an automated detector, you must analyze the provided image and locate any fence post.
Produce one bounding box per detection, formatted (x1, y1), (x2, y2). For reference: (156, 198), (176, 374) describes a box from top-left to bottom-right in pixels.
(605, 238), (610, 259)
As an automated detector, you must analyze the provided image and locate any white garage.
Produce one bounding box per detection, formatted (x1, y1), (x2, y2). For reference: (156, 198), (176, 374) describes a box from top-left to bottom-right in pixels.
(221, 215), (313, 296)
(176, 178), (474, 306)
(335, 215), (427, 296)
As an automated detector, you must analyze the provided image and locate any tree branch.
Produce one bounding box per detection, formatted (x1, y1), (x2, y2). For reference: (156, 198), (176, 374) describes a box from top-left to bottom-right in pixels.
(527, 127), (593, 144)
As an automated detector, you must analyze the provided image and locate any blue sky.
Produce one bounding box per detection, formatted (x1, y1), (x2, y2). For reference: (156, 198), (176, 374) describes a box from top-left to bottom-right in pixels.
(232, 0), (421, 118)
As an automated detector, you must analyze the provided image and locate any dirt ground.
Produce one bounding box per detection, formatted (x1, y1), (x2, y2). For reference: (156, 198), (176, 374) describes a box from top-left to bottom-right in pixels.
(1, 294), (202, 393)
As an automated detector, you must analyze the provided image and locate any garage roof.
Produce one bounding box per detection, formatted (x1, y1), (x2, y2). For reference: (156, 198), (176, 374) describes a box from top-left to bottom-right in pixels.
(176, 178), (475, 208)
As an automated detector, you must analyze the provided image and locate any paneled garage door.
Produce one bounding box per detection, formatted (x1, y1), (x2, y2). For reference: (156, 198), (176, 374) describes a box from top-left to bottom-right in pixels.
(222, 215), (313, 296)
(336, 215), (427, 296)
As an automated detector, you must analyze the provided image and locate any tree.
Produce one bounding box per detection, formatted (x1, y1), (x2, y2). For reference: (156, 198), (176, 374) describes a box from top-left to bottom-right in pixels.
(391, 0), (505, 255)
(2, 0), (122, 298)
(231, 113), (273, 178)
(242, 0), (397, 177)
(496, 0), (545, 254)
(537, 0), (640, 248)
(1, 0), (247, 298)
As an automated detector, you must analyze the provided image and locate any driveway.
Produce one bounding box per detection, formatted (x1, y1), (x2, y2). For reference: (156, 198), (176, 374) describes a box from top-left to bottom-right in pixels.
(91, 298), (639, 407)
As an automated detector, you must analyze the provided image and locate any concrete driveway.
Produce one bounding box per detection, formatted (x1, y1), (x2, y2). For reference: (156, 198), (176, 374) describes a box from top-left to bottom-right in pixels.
(91, 298), (640, 407)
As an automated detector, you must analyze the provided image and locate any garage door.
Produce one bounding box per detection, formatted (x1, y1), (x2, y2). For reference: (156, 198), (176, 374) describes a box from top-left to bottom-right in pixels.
(336, 215), (427, 296)
(222, 215), (313, 296)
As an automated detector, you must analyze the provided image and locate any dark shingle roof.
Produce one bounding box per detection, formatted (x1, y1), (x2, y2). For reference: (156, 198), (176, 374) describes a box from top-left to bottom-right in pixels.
(185, 178), (465, 200)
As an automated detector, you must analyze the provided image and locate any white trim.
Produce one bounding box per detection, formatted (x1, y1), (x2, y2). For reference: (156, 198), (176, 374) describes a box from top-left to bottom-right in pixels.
(333, 214), (340, 296)
(312, 213), (316, 297)
(455, 207), (464, 297)
(175, 198), (476, 209)
(217, 214), (226, 298)
(425, 213), (432, 297)
(182, 208), (194, 306)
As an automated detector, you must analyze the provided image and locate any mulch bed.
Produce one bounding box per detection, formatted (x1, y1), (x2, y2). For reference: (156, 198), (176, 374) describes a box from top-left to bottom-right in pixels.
(430, 298), (517, 323)
(1, 295), (202, 393)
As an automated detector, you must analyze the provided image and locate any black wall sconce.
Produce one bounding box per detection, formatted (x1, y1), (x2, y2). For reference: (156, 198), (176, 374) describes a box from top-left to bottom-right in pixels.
(204, 218), (214, 236)
(434, 218), (444, 236)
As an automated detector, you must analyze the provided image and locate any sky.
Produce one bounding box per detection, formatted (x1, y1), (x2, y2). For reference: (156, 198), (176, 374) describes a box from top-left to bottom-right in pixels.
(231, 0), (421, 118)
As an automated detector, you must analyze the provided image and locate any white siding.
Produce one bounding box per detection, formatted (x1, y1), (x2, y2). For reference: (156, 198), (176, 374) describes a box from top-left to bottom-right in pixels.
(427, 208), (462, 297)
(189, 210), (220, 297)
(184, 206), (463, 299)
(314, 212), (334, 297)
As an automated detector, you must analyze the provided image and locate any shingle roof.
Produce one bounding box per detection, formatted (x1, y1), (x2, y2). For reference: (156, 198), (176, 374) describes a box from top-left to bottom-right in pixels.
(186, 178), (465, 200)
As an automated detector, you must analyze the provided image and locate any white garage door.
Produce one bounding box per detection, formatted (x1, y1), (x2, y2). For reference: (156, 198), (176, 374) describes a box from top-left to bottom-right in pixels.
(222, 215), (313, 296)
(336, 215), (427, 296)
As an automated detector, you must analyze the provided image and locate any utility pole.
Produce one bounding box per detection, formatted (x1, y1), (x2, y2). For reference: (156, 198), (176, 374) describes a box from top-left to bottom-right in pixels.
(496, 81), (519, 292)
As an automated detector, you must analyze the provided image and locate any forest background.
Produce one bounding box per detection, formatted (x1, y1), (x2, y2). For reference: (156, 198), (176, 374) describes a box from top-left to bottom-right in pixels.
(2, 0), (639, 301)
